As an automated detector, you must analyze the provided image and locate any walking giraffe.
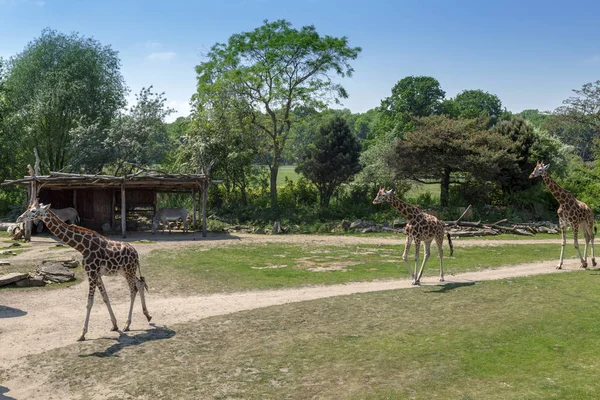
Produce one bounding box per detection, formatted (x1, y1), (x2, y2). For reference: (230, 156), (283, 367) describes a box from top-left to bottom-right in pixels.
(530, 161), (596, 269)
(17, 200), (152, 341)
(373, 188), (453, 285)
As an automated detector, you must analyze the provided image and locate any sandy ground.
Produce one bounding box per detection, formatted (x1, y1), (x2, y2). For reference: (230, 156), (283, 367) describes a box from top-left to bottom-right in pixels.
(0, 232), (582, 399)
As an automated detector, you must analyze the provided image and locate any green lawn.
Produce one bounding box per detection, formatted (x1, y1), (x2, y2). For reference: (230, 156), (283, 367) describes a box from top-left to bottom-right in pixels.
(12, 272), (600, 399)
(141, 241), (581, 295)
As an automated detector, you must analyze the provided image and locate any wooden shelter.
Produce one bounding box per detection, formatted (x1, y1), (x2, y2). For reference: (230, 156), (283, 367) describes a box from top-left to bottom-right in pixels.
(1, 169), (215, 238)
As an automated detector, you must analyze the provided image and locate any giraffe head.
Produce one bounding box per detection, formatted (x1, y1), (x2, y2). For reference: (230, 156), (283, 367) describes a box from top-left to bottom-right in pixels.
(373, 187), (395, 204)
(529, 161), (549, 179)
(16, 199), (51, 223)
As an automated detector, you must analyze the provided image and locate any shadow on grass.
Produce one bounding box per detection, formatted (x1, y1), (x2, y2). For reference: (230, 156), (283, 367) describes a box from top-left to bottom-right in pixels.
(0, 305), (27, 318)
(426, 281), (476, 293)
(79, 324), (175, 358)
(0, 386), (17, 400)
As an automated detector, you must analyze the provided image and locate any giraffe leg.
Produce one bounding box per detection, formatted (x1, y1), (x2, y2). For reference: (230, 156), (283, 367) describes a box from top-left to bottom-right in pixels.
(136, 277), (152, 322)
(573, 227), (587, 269)
(78, 279), (97, 342)
(436, 235), (444, 282)
(415, 241), (431, 284)
(591, 225), (597, 267)
(412, 241), (421, 285)
(402, 236), (414, 281)
(557, 214), (567, 269)
(124, 272), (138, 332)
(97, 277), (119, 331)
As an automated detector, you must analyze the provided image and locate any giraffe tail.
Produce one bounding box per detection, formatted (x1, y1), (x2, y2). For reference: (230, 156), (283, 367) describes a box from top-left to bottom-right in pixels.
(136, 260), (149, 292)
(446, 232), (454, 256)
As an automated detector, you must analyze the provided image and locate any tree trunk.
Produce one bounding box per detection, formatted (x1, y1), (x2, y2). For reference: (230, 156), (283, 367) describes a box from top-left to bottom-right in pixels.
(440, 167), (451, 207)
(270, 151), (280, 215)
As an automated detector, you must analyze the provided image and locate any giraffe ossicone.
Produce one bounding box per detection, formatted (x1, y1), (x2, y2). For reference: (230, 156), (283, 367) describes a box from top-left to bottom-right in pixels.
(530, 161), (596, 269)
(17, 199), (152, 341)
(373, 187), (453, 285)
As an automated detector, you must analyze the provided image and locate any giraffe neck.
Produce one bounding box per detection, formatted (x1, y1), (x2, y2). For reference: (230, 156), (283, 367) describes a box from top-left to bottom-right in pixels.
(42, 210), (89, 253)
(542, 172), (574, 205)
(387, 196), (421, 220)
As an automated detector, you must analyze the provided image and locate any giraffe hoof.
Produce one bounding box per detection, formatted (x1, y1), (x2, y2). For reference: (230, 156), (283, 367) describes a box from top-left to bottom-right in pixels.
(124, 327), (130, 332)
(146, 315), (153, 323)
(439, 277), (445, 282)
(593, 260), (597, 267)
(77, 336), (86, 342)
(556, 265), (562, 270)
(110, 326), (119, 332)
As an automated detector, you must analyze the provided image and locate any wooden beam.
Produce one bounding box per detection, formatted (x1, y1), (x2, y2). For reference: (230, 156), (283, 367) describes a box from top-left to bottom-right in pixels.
(201, 182), (208, 238)
(192, 189), (197, 227)
(121, 183), (126, 238)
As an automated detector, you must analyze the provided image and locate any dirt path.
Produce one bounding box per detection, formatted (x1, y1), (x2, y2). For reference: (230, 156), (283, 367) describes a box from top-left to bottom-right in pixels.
(0, 230), (578, 371)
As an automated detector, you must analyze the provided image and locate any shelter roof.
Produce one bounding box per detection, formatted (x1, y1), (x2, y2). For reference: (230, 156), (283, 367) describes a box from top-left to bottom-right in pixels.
(1, 170), (218, 192)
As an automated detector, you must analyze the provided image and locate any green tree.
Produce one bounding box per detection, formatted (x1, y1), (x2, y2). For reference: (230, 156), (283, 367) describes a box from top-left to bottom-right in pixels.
(451, 89), (503, 121)
(492, 117), (536, 192)
(550, 81), (600, 161)
(3, 29), (127, 172)
(296, 116), (362, 207)
(390, 115), (516, 206)
(194, 19), (361, 212)
(70, 87), (173, 175)
(379, 76), (445, 133)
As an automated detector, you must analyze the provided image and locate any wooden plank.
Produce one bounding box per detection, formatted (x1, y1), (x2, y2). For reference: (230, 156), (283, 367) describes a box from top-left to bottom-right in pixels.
(192, 189), (197, 227)
(121, 183), (126, 238)
(201, 182), (208, 238)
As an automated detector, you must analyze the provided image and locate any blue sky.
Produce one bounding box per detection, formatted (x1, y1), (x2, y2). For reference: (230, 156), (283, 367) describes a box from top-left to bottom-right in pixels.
(1, 0), (599, 122)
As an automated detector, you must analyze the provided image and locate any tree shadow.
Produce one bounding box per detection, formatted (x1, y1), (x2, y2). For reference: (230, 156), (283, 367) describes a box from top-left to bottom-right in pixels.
(0, 305), (27, 318)
(79, 324), (175, 358)
(0, 386), (17, 400)
(426, 281), (476, 293)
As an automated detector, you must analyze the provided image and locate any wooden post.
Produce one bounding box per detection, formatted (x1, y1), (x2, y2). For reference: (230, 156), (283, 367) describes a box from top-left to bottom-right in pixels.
(192, 189), (197, 228)
(201, 181), (208, 238)
(121, 182), (126, 238)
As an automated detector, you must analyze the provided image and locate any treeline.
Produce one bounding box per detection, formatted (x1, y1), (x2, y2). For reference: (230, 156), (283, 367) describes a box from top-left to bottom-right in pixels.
(1, 22), (600, 228)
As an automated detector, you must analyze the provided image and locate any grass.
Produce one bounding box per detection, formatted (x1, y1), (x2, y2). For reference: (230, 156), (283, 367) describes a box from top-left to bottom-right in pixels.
(407, 181), (441, 199)
(11, 271), (600, 399)
(277, 165), (301, 186)
(142, 241), (581, 295)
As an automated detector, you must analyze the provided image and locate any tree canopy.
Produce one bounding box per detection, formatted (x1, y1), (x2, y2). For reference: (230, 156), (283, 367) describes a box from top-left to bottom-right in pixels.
(390, 115), (517, 206)
(3, 28), (127, 172)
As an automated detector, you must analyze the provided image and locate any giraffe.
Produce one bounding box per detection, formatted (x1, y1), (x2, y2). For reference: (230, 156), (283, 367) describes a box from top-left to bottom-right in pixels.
(17, 200), (152, 341)
(530, 161), (596, 269)
(373, 188), (453, 285)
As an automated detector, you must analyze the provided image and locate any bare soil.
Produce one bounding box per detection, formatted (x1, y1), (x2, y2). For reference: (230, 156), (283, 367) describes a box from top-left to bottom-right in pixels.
(0, 232), (578, 399)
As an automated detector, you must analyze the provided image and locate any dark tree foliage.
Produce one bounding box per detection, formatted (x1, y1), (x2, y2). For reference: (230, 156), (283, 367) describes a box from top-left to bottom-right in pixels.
(389, 115), (516, 206)
(492, 117), (536, 192)
(296, 116), (362, 207)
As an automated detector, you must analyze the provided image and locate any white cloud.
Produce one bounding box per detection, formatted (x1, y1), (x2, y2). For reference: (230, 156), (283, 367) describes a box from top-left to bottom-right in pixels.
(585, 55), (600, 63)
(166, 100), (192, 122)
(146, 52), (176, 62)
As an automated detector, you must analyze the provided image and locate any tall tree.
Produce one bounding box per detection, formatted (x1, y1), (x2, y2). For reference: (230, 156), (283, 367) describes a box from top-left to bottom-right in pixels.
(552, 81), (600, 161)
(390, 115), (516, 206)
(3, 29), (127, 172)
(194, 19), (361, 212)
(379, 76), (445, 133)
(450, 89), (503, 122)
(296, 116), (362, 207)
